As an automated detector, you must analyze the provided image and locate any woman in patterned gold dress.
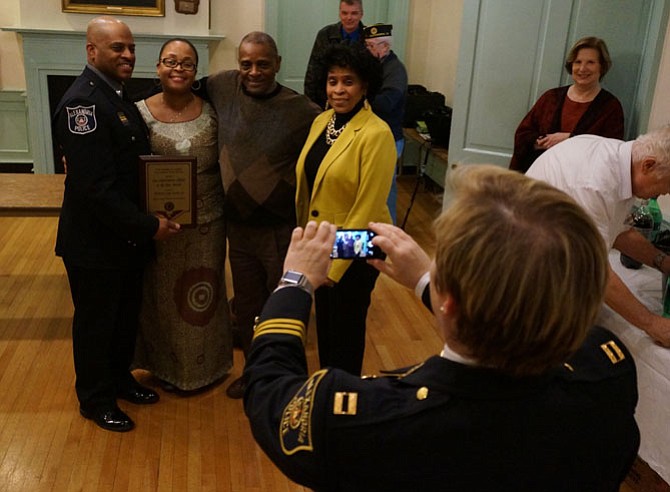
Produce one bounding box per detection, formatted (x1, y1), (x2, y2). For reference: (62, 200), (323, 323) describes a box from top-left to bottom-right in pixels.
(133, 38), (232, 391)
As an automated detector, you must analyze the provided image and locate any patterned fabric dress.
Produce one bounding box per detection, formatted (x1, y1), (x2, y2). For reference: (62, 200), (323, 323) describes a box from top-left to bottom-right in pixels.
(133, 100), (232, 390)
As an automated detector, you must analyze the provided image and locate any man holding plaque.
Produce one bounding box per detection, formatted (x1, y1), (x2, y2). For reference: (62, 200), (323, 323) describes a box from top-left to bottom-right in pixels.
(206, 32), (321, 398)
(53, 16), (180, 432)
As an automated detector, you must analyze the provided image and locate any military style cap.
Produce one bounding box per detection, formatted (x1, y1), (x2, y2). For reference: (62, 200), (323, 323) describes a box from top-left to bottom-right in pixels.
(363, 23), (393, 39)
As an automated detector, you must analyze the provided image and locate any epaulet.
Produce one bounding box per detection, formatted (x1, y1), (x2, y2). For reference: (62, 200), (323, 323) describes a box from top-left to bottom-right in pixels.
(365, 362), (425, 380)
(561, 326), (634, 382)
(54, 78), (96, 120)
(73, 75), (99, 98)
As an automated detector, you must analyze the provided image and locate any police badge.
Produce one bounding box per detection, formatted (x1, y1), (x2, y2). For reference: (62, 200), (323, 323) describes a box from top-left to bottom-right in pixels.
(67, 105), (97, 135)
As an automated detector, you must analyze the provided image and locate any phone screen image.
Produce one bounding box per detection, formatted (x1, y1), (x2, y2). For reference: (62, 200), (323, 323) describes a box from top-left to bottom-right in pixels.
(331, 229), (383, 259)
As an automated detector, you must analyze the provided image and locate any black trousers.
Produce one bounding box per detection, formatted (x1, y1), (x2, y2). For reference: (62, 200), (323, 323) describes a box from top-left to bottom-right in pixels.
(227, 220), (293, 356)
(64, 262), (144, 410)
(314, 260), (380, 375)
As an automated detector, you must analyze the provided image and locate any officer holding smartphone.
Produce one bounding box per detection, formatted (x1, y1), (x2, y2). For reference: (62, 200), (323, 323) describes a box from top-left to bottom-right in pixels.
(243, 166), (639, 491)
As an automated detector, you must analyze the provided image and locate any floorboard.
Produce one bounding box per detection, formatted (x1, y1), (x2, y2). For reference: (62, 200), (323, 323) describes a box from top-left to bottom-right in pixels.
(0, 175), (656, 491)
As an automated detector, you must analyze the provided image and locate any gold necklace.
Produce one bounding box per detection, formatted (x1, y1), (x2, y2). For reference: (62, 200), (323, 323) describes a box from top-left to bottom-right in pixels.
(325, 113), (346, 145)
(163, 94), (194, 122)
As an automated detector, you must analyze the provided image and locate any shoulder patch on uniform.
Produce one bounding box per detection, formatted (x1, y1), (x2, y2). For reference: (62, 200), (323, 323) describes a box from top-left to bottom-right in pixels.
(66, 105), (96, 135)
(600, 340), (626, 364)
(280, 369), (328, 455)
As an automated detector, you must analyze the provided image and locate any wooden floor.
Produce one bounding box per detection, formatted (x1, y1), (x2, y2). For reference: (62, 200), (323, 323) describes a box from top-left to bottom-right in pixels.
(0, 175), (655, 491)
(0, 176), (444, 491)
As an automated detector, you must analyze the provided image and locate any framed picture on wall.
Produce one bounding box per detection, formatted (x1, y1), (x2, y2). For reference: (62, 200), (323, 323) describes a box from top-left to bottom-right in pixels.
(62, 0), (165, 17)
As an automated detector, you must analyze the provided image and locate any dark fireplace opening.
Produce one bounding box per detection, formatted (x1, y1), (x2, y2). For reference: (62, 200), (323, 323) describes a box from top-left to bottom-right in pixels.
(47, 75), (157, 173)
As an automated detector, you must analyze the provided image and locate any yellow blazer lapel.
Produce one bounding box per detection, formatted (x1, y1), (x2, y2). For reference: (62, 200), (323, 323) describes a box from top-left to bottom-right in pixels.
(312, 103), (373, 195)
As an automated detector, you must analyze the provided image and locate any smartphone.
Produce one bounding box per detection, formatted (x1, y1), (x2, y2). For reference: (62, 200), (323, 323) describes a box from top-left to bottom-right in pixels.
(331, 229), (384, 260)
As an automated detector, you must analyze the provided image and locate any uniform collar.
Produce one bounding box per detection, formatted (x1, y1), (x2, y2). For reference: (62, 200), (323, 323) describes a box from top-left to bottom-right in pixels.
(400, 356), (556, 399)
(440, 341), (477, 366)
(617, 140), (635, 201)
(86, 64), (124, 97)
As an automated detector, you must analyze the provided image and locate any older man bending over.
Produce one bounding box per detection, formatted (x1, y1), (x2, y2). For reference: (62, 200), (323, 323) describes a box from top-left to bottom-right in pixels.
(527, 126), (670, 347)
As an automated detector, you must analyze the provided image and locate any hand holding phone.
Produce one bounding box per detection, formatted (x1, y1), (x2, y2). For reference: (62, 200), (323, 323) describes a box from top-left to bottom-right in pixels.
(331, 229), (384, 259)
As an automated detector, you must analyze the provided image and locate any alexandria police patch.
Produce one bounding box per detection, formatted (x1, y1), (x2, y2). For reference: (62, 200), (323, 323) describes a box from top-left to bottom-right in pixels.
(67, 105), (97, 135)
(279, 369), (328, 455)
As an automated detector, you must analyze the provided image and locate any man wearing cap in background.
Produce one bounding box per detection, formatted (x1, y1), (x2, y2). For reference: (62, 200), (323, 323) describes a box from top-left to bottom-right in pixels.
(365, 23), (408, 224)
(304, 0), (365, 108)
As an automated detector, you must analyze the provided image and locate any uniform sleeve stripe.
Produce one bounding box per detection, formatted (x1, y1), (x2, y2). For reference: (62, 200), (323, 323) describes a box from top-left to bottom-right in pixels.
(253, 318), (306, 343)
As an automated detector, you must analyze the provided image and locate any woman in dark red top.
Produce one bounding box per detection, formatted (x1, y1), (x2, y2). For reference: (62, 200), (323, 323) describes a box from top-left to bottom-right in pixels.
(510, 36), (624, 173)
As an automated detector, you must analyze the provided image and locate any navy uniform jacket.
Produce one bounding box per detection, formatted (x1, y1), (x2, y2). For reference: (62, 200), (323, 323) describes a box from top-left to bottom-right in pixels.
(244, 287), (639, 492)
(53, 67), (157, 269)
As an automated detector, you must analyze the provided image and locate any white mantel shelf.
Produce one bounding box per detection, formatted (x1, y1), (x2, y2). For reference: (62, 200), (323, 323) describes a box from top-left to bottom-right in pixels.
(2, 27), (225, 174)
(2, 26), (225, 42)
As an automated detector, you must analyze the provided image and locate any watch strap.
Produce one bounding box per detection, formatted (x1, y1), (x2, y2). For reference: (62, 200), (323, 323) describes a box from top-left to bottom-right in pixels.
(274, 270), (314, 296)
(654, 252), (667, 272)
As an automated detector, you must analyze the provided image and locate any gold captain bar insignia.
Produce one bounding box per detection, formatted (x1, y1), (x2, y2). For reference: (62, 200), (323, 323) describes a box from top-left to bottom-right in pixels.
(600, 340), (625, 364)
(333, 392), (358, 415)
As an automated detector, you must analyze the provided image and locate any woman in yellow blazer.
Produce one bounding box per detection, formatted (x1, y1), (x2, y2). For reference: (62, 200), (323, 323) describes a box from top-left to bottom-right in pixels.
(295, 44), (396, 375)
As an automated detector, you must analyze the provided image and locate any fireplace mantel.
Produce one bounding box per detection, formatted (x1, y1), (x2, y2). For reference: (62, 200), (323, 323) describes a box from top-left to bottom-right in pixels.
(3, 27), (224, 174)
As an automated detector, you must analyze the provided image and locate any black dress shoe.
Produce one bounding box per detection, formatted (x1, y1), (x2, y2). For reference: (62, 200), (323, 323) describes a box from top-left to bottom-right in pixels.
(225, 376), (246, 399)
(157, 378), (177, 392)
(80, 405), (135, 432)
(118, 383), (160, 405)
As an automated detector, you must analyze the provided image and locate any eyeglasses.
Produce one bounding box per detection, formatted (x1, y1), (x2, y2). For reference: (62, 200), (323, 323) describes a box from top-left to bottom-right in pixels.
(160, 58), (197, 72)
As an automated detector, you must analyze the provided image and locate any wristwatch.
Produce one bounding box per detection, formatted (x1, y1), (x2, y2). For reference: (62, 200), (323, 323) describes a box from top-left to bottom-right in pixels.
(654, 252), (667, 272)
(275, 270), (314, 296)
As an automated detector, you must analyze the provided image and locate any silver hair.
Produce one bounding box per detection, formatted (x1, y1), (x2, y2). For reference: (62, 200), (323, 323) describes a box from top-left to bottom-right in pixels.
(632, 125), (670, 175)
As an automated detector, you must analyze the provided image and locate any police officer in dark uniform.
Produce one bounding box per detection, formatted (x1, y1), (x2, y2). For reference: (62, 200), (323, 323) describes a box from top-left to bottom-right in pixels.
(243, 166), (639, 491)
(53, 16), (180, 432)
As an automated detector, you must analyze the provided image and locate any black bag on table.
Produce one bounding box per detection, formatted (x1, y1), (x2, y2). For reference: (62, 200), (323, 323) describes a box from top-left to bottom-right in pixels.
(423, 106), (453, 148)
(404, 84), (446, 128)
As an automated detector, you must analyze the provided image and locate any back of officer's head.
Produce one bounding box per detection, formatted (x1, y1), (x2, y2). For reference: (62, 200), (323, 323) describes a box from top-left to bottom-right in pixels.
(433, 165), (607, 377)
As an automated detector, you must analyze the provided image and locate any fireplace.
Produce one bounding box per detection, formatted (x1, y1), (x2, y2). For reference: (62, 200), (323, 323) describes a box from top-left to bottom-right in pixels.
(4, 28), (223, 174)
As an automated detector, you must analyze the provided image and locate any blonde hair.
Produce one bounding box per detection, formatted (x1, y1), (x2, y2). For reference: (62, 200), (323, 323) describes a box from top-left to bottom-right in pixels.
(433, 165), (608, 377)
